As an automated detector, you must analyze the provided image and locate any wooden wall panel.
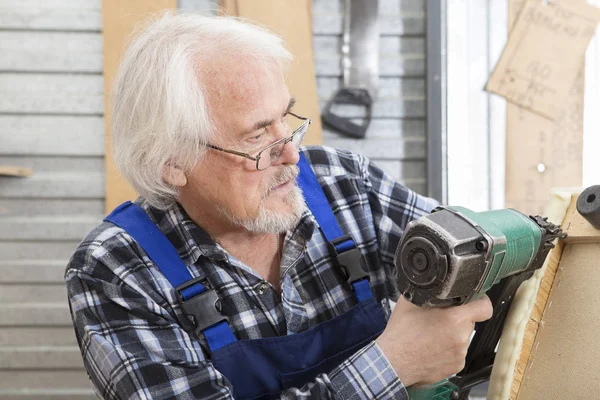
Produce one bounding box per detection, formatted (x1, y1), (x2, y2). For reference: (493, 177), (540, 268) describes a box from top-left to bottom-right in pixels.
(0, 116), (104, 156)
(0, 260), (72, 283)
(0, 74), (103, 114)
(0, 1), (139, 397)
(0, 0), (102, 31)
(0, 371), (92, 391)
(0, 31), (102, 73)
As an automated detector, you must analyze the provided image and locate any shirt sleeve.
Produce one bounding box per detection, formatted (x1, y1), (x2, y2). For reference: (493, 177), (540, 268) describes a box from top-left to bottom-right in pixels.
(66, 267), (234, 400)
(358, 154), (440, 294)
(325, 341), (408, 400)
(66, 262), (407, 400)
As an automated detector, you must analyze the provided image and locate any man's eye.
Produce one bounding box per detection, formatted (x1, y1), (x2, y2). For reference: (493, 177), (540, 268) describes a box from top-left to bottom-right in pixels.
(247, 131), (267, 143)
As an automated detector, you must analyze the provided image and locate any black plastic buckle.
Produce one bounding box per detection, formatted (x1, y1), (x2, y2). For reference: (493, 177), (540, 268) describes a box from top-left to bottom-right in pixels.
(322, 88), (373, 139)
(330, 235), (369, 284)
(175, 277), (228, 337)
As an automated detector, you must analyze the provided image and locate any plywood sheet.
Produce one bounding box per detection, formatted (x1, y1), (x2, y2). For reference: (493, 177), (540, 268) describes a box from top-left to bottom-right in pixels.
(494, 193), (600, 399)
(516, 241), (600, 399)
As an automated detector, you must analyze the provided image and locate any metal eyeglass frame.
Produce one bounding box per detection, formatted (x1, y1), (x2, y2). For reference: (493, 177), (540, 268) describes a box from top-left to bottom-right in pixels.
(205, 112), (312, 171)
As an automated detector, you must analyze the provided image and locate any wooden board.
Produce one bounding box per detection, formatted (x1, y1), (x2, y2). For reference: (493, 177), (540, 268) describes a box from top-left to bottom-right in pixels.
(102, 0), (176, 213)
(562, 195), (600, 244)
(516, 242), (600, 398)
(510, 194), (600, 398)
(504, 0), (584, 216)
(219, 0), (323, 145)
(0, 165), (32, 177)
(508, 239), (565, 399)
(487, 190), (571, 400)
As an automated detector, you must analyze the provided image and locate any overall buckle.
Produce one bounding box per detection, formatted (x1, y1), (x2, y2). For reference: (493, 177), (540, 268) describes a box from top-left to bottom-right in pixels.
(330, 235), (369, 284)
(175, 277), (228, 337)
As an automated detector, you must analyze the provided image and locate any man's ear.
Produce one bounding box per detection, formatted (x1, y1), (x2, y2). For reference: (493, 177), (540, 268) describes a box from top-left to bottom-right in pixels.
(162, 164), (188, 187)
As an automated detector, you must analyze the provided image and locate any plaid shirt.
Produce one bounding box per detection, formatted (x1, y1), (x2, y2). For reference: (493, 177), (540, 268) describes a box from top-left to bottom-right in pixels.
(66, 146), (438, 400)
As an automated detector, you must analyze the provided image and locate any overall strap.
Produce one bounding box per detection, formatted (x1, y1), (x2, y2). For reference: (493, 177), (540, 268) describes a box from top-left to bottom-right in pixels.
(104, 202), (237, 352)
(297, 154), (373, 303)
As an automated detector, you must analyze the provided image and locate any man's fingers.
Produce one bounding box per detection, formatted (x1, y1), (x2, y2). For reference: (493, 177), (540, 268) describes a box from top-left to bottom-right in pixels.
(394, 296), (421, 312)
(462, 295), (493, 322)
(395, 293), (493, 323)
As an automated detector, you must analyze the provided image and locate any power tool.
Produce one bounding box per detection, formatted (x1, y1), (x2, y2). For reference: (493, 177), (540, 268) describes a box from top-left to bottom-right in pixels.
(393, 206), (565, 400)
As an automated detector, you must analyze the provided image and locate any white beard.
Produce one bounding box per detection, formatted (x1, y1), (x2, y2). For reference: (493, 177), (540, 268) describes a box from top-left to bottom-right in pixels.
(217, 165), (306, 234)
(237, 184), (305, 233)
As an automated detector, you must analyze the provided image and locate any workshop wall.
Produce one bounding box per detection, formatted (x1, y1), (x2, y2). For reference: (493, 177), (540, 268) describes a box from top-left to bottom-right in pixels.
(309, 0), (427, 196)
(0, 0), (427, 397)
(0, 0), (104, 398)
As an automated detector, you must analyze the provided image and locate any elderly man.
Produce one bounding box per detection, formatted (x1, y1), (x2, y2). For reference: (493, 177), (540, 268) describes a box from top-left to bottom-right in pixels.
(66, 12), (492, 400)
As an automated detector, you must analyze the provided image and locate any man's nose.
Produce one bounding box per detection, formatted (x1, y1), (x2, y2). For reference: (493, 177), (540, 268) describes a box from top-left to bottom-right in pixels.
(275, 139), (300, 166)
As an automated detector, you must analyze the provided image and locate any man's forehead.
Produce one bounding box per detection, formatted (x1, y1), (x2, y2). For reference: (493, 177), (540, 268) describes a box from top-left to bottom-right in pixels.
(202, 56), (290, 134)
(205, 58), (283, 107)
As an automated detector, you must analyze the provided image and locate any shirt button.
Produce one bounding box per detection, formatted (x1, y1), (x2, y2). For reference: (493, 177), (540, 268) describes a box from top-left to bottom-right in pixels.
(257, 282), (269, 294)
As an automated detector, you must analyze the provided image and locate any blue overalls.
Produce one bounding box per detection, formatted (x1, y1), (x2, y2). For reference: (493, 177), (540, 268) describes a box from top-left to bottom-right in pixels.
(105, 154), (388, 399)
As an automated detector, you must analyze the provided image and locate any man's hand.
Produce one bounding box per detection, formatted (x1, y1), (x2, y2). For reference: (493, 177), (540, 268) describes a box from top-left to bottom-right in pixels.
(375, 295), (493, 387)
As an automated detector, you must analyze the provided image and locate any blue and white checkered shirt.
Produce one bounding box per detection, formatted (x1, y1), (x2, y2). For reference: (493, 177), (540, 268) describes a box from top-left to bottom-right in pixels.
(65, 146), (439, 399)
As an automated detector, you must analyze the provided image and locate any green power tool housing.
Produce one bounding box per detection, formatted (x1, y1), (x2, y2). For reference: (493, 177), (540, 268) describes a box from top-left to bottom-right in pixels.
(393, 206), (565, 400)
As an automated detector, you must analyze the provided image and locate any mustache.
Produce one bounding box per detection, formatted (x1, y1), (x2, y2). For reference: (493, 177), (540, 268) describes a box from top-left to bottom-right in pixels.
(265, 165), (300, 194)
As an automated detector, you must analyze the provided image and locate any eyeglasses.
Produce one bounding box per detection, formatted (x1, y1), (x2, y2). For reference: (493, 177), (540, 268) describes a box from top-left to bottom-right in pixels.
(206, 112), (311, 171)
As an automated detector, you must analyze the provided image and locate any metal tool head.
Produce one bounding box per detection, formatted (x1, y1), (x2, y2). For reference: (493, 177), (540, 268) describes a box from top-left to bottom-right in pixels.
(394, 206), (566, 308)
(394, 207), (491, 307)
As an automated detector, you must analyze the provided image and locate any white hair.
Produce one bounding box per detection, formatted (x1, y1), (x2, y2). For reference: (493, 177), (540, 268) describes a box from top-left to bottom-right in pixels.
(110, 11), (293, 209)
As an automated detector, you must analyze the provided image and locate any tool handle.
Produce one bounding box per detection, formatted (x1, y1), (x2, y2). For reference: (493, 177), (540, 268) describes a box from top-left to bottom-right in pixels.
(406, 379), (459, 400)
(322, 88), (372, 139)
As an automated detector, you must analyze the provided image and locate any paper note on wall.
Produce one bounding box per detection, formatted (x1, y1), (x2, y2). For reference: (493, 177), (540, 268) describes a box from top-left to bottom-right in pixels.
(505, 68), (584, 215)
(486, 0), (600, 120)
